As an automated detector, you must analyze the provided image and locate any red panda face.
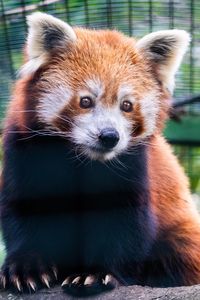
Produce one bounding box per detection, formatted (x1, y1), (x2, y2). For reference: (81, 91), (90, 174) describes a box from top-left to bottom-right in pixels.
(16, 13), (189, 161)
(33, 31), (160, 161)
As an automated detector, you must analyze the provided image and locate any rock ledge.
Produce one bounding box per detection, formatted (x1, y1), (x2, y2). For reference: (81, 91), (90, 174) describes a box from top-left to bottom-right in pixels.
(1, 284), (200, 300)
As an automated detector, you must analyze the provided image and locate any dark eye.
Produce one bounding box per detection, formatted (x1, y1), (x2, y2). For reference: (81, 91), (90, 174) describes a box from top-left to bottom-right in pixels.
(120, 100), (133, 112)
(80, 96), (94, 109)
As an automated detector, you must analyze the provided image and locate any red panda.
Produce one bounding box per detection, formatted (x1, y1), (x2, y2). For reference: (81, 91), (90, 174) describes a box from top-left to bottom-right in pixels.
(1, 11), (200, 296)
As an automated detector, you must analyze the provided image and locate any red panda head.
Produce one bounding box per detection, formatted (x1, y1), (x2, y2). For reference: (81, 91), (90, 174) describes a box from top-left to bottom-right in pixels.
(16, 12), (189, 161)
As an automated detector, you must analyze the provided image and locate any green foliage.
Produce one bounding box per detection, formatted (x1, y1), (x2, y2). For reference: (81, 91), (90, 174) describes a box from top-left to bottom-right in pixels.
(164, 116), (200, 143)
(174, 145), (200, 195)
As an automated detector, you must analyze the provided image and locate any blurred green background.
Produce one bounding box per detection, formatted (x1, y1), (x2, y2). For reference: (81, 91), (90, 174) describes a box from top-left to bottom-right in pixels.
(0, 0), (200, 265)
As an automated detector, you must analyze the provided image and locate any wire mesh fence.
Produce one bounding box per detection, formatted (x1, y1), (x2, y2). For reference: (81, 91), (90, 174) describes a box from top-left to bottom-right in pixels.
(0, 0), (200, 195)
(1, 0), (200, 115)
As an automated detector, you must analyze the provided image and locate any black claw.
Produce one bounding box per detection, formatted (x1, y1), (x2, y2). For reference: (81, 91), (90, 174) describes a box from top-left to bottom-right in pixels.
(0, 257), (57, 292)
(62, 273), (116, 296)
(27, 279), (37, 292)
(0, 275), (6, 289)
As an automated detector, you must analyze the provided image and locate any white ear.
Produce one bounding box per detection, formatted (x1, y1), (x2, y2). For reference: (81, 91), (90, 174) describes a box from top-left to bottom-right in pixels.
(20, 12), (76, 76)
(136, 30), (190, 93)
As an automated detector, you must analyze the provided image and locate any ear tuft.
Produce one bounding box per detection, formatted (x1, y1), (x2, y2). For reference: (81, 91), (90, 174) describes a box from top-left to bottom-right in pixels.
(136, 30), (190, 93)
(20, 12), (76, 76)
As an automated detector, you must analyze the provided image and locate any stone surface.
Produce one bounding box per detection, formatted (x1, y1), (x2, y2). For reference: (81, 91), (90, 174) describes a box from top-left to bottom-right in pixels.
(1, 285), (200, 300)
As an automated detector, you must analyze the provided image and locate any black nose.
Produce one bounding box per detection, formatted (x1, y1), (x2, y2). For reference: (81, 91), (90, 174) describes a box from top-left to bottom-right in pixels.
(99, 128), (119, 149)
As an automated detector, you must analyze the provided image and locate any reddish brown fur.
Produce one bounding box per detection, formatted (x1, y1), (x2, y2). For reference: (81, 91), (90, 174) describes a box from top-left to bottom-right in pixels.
(7, 28), (168, 138)
(148, 135), (200, 284)
(3, 26), (200, 287)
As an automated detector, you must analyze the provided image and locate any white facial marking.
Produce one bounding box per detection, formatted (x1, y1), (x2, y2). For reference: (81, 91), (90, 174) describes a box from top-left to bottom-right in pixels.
(37, 86), (72, 124)
(38, 78), (160, 161)
(117, 85), (135, 103)
(118, 85), (159, 139)
(139, 91), (160, 138)
(72, 104), (132, 161)
(70, 83), (160, 160)
(84, 78), (104, 98)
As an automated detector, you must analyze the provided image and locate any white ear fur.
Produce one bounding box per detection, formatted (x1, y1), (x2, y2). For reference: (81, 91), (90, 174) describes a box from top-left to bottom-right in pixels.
(20, 12), (76, 76)
(136, 30), (190, 93)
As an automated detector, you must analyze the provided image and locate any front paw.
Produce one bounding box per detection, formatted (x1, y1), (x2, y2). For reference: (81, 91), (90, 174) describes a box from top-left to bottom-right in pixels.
(61, 273), (118, 296)
(0, 253), (58, 293)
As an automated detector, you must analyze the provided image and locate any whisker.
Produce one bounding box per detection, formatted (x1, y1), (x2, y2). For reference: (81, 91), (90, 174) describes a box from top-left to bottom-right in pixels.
(17, 133), (41, 141)
(103, 161), (133, 183)
(9, 109), (37, 113)
(114, 157), (128, 170)
(74, 147), (90, 167)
